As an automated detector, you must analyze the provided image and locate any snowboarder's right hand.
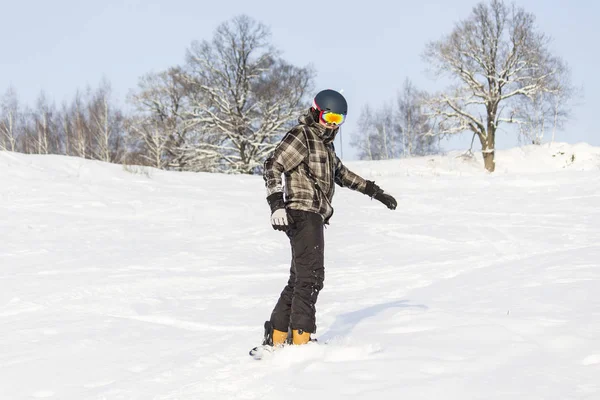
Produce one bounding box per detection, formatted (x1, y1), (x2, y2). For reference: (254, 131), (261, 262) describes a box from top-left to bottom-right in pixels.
(266, 192), (289, 231)
(270, 209), (289, 231)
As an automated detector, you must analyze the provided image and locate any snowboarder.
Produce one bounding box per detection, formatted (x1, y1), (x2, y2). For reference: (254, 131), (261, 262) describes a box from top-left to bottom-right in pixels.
(257, 89), (397, 351)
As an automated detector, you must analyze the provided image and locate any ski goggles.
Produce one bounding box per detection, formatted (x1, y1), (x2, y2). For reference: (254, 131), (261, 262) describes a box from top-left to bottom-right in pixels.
(319, 110), (346, 126)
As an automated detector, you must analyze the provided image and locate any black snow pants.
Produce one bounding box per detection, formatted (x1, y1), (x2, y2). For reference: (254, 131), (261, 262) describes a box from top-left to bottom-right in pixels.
(270, 209), (325, 334)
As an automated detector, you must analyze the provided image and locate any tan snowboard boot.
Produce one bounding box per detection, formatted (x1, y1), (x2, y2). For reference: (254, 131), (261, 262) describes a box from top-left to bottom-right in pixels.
(261, 321), (289, 347)
(272, 329), (288, 346)
(292, 329), (311, 345)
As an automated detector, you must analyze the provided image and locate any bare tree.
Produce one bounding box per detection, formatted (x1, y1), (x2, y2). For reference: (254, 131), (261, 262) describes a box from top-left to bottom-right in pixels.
(181, 15), (314, 173)
(352, 79), (438, 160)
(18, 106), (35, 154)
(351, 103), (400, 161)
(31, 92), (59, 155)
(396, 79), (437, 156)
(58, 101), (73, 156)
(88, 80), (124, 162)
(423, 0), (573, 171)
(549, 62), (577, 144)
(512, 58), (576, 145)
(128, 68), (189, 169)
(0, 87), (20, 152)
(351, 105), (376, 160)
(70, 90), (91, 159)
(513, 89), (550, 145)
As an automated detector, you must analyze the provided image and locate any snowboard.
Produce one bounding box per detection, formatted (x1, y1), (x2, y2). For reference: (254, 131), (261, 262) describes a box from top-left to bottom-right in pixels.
(249, 344), (275, 360)
(249, 339), (320, 360)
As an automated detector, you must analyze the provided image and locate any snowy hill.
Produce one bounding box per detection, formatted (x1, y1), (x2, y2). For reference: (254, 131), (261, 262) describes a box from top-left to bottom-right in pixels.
(1, 143), (599, 400)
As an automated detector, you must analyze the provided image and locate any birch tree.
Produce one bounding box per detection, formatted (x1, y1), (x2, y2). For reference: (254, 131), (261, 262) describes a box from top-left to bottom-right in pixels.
(351, 104), (400, 160)
(88, 81), (124, 162)
(181, 15), (314, 173)
(0, 88), (20, 152)
(32, 92), (60, 155)
(352, 79), (437, 160)
(59, 101), (73, 156)
(19, 106), (35, 154)
(513, 59), (576, 145)
(396, 79), (437, 156)
(514, 89), (550, 145)
(69, 91), (91, 159)
(351, 105), (376, 160)
(33, 93), (50, 155)
(548, 62), (577, 144)
(423, 0), (572, 171)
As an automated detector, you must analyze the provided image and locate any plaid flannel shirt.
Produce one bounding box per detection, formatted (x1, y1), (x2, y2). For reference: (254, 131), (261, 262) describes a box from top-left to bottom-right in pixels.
(263, 111), (367, 223)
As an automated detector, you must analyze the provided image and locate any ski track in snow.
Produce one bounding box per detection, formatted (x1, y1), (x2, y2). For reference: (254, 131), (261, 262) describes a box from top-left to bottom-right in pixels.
(1, 146), (600, 399)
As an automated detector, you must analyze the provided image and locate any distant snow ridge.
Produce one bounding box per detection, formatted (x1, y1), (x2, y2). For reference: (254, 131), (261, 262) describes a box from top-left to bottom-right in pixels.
(344, 142), (600, 178)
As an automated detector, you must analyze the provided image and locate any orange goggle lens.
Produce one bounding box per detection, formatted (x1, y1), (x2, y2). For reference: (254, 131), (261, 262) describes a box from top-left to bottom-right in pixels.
(320, 111), (346, 126)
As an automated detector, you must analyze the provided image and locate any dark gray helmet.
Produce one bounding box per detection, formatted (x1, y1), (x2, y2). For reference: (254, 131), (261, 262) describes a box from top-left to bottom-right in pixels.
(312, 89), (348, 115)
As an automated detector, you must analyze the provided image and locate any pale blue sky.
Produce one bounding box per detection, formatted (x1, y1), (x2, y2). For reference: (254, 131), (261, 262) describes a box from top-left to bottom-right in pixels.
(1, 0), (596, 159)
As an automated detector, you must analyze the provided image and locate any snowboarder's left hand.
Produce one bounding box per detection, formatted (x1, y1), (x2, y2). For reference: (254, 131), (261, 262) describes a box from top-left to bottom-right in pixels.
(365, 180), (397, 210)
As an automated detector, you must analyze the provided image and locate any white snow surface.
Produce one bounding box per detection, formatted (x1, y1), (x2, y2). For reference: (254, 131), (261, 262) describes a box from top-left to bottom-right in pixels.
(1, 142), (600, 399)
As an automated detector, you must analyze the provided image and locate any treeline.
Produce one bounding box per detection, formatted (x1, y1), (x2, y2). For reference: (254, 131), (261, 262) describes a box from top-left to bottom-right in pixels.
(0, 82), (125, 163)
(1, 1), (578, 173)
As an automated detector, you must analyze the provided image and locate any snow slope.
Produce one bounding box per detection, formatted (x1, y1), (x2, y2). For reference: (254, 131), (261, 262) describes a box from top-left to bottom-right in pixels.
(1, 143), (599, 400)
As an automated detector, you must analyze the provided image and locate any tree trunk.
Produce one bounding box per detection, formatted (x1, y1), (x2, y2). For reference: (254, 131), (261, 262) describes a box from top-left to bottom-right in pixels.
(155, 133), (162, 169)
(483, 147), (495, 172)
(479, 128), (496, 172)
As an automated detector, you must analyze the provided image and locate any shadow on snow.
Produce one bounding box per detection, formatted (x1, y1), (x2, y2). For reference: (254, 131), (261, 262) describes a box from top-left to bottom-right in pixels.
(319, 300), (428, 342)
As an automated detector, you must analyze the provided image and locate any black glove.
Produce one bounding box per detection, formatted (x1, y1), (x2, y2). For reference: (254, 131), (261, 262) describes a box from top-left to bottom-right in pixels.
(267, 192), (290, 231)
(374, 192), (397, 210)
(365, 180), (382, 197)
(365, 180), (397, 210)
